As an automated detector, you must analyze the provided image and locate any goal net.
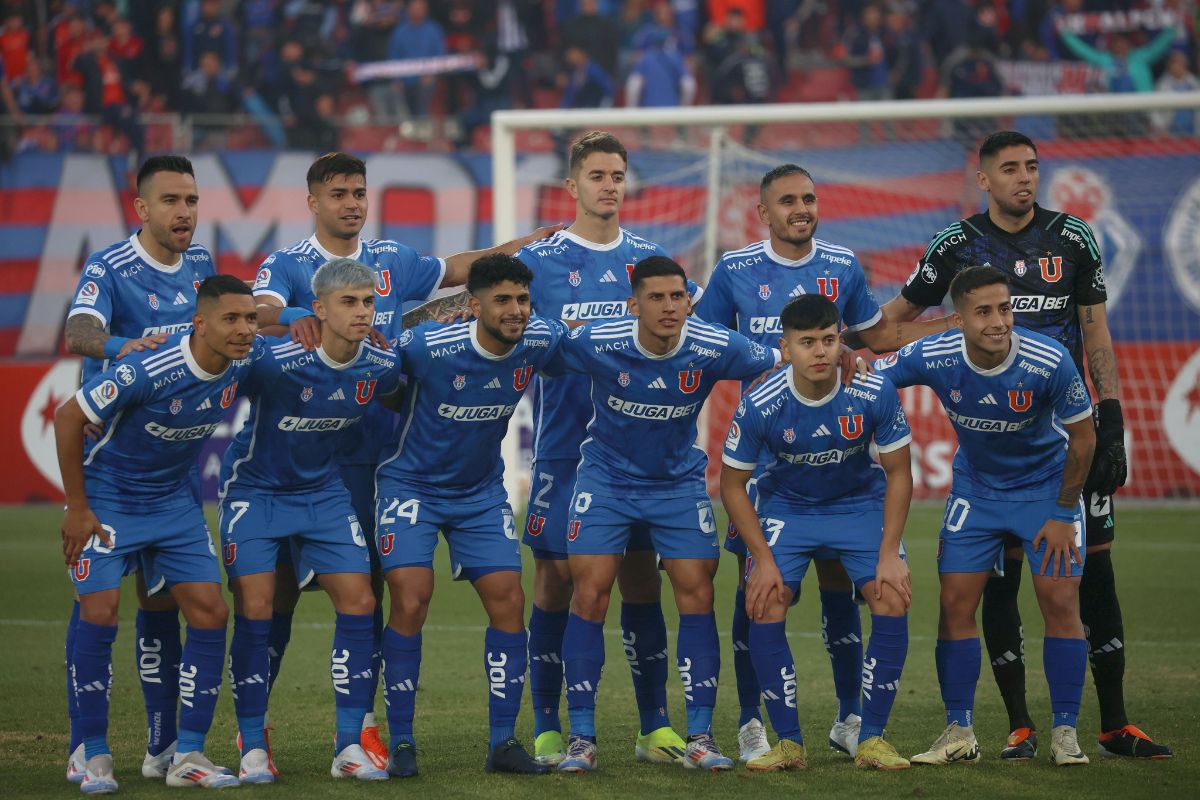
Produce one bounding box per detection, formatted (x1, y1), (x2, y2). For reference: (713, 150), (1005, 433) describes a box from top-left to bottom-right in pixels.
(492, 93), (1200, 504)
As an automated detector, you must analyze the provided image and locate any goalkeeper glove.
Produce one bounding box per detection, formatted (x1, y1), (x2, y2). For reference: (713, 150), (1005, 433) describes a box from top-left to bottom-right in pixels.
(1084, 399), (1127, 497)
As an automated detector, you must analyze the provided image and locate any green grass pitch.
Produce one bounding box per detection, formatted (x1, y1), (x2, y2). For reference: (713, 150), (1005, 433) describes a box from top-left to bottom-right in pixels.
(1, 503), (1196, 799)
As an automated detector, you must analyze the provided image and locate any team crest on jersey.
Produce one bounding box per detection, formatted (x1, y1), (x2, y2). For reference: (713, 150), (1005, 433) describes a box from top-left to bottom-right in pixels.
(301, 386), (313, 402)
(378, 533), (395, 556)
(73, 559), (90, 581)
(355, 379), (378, 404)
(148, 293), (159, 310)
(526, 514), (546, 537)
(838, 413), (864, 439)
(375, 270), (392, 296)
(1039, 256), (1063, 283)
(567, 520), (581, 541)
(816, 277), (839, 301)
(513, 366), (533, 391)
(220, 381), (238, 409)
(950, 389), (962, 403)
(169, 398), (183, 415)
(1014, 260), (1027, 277)
(758, 284), (771, 300)
(678, 369), (702, 394)
(569, 271), (581, 287)
(783, 427), (796, 443)
(625, 263), (636, 283)
(1008, 390), (1033, 412)
(222, 543), (236, 566)
(193, 280), (201, 292)
(618, 371), (630, 387)
(453, 374), (466, 391)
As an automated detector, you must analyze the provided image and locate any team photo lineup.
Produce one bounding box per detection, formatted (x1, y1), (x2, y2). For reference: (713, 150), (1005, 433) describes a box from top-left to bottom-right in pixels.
(50, 126), (1175, 794)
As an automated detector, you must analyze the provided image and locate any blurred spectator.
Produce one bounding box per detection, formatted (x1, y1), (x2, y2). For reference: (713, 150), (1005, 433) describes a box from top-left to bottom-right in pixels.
(441, 0), (484, 118)
(1, 12), (30, 80)
(453, 34), (514, 149)
(708, 0), (765, 31)
(671, 0), (702, 52)
(386, 0), (446, 119)
(561, 0), (621, 81)
(184, 51), (240, 115)
(493, 0), (539, 108)
(922, 0), (974, 66)
(288, 90), (338, 150)
(241, 0), (280, 72)
(842, 4), (891, 102)
(52, 85), (93, 152)
(148, 5), (183, 110)
(626, 24), (696, 107)
(1060, 24), (1178, 93)
(1040, 0), (1086, 60)
(75, 33), (145, 155)
(93, 2), (121, 35)
(54, 10), (87, 89)
(886, 2), (924, 100)
(282, 0), (341, 53)
(108, 18), (147, 86)
(350, 0), (401, 61)
(12, 57), (58, 114)
(1152, 50), (1200, 135)
(709, 20), (773, 106)
(185, 0), (238, 76)
(939, 31), (1004, 144)
(764, 0), (804, 73)
(560, 43), (613, 108)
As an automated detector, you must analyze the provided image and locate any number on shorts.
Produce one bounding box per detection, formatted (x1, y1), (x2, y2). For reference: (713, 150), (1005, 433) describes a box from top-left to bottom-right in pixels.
(224, 500), (250, 536)
(761, 518), (785, 547)
(943, 497), (971, 532)
(85, 524), (118, 554)
(380, 498), (420, 525)
(573, 492), (593, 514)
(532, 472), (554, 508)
(350, 517), (366, 547)
(697, 503), (716, 534)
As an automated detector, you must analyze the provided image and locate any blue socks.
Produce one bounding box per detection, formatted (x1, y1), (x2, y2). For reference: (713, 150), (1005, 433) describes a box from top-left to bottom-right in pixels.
(136, 609), (181, 756)
(527, 605), (568, 737)
(620, 602), (671, 735)
(732, 589), (762, 727)
(820, 589), (863, 722)
(230, 615), (271, 753)
(859, 614), (908, 742)
(749, 620), (802, 743)
(936, 638), (980, 728)
(1044, 636), (1087, 729)
(73, 619), (118, 759)
(563, 613), (604, 738)
(382, 628), (421, 747)
(677, 613), (720, 737)
(368, 605), (384, 711)
(485, 627), (528, 747)
(66, 601), (82, 754)
(266, 611), (293, 696)
(177, 626), (226, 754)
(332, 613), (375, 752)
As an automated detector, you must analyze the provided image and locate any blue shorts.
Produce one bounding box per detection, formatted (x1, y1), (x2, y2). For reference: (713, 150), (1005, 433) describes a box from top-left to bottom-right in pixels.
(339, 462), (380, 571)
(745, 505), (900, 594)
(219, 485), (370, 588)
(376, 487), (521, 581)
(566, 484), (719, 560)
(723, 475), (760, 557)
(72, 502), (220, 596)
(523, 459), (652, 560)
(938, 491), (1086, 577)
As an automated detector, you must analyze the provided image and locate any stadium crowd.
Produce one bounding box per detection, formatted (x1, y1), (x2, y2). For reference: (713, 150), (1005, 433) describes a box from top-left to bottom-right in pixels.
(0, 0), (1196, 156)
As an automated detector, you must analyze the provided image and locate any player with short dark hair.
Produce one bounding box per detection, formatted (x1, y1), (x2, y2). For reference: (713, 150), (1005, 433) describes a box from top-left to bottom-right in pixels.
(722, 294), (914, 772)
(374, 254), (562, 777)
(880, 131), (1168, 760)
(62, 154), (217, 783)
(548, 256), (778, 773)
(54, 275), (258, 793)
(875, 266), (1097, 767)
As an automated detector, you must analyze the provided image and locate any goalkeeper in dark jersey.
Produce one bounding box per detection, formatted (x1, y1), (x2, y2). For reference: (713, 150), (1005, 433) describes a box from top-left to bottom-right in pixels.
(878, 131), (1170, 761)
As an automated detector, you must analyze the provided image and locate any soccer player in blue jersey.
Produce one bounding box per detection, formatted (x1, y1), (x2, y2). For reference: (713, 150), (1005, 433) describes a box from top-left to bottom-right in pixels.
(249, 152), (558, 765)
(549, 256), (779, 773)
(54, 275), (259, 793)
(721, 295), (914, 772)
(62, 155), (217, 783)
(374, 255), (562, 777)
(220, 260), (404, 783)
(881, 131), (1167, 760)
(517, 131), (691, 766)
(696, 163), (949, 761)
(874, 266), (1096, 767)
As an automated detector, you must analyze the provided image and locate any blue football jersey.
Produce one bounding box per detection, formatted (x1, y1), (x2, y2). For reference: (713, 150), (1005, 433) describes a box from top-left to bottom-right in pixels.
(723, 368), (911, 512)
(220, 337), (404, 496)
(68, 234), (217, 382)
(75, 333), (251, 509)
(252, 234), (445, 466)
(376, 317), (566, 500)
(517, 228), (672, 463)
(695, 238), (882, 349)
(874, 327), (1093, 499)
(548, 317), (778, 499)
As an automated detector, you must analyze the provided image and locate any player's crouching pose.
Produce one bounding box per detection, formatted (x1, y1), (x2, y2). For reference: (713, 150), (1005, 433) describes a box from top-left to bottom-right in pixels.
(54, 275), (259, 793)
(550, 256), (779, 773)
(219, 260), (403, 783)
(721, 295), (915, 773)
(374, 255), (562, 777)
(875, 266), (1096, 767)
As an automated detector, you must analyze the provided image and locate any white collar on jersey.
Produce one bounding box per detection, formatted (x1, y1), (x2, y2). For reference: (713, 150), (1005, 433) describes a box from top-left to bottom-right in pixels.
(130, 232), (183, 274)
(559, 228), (625, 252)
(469, 320), (518, 361)
(633, 319), (687, 360)
(180, 333), (231, 381)
(763, 239), (818, 268)
(316, 341), (364, 370)
(308, 233), (363, 263)
(787, 365), (842, 407)
(962, 331), (1022, 376)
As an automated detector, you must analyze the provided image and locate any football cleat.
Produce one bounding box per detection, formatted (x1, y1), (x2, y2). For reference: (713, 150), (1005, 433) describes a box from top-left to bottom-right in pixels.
(746, 739), (807, 772)
(855, 736), (910, 771)
(1049, 725), (1089, 766)
(1098, 724), (1173, 760)
(828, 713), (862, 757)
(558, 735), (598, 773)
(634, 726), (686, 763)
(238, 748), (275, 784)
(999, 727), (1037, 761)
(682, 733), (734, 771)
(142, 740), (177, 778)
(486, 737), (551, 774)
(235, 728), (277, 776)
(67, 744), (86, 784)
(165, 751), (240, 788)
(911, 723), (981, 766)
(737, 718), (772, 762)
(360, 726), (389, 770)
(331, 743), (389, 780)
(80, 754), (118, 795)
(533, 730), (566, 766)
(386, 742), (418, 778)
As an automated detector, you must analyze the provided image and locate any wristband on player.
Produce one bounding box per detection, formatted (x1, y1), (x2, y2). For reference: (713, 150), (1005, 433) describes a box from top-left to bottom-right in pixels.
(279, 307), (315, 326)
(102, 336), (130, 358)
(1096, 398), (1124, 430)
(1050, 504), (1077, 523)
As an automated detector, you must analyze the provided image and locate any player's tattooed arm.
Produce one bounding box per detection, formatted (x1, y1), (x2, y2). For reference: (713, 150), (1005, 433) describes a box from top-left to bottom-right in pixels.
(1079, 302), (1120, 402)
(64, 314), (111, 359)
(401, 289), (472, 327)
(1057, 416), (1096, 508)
(842, 294), (935, 350)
